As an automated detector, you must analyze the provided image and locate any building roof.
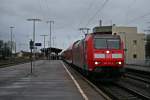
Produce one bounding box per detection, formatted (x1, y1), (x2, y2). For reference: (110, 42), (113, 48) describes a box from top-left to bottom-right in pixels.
(41, 47), (62, 54)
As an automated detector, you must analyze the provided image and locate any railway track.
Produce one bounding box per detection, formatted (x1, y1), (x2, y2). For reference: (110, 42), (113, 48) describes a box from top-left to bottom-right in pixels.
(0, 60), (31, 68)
(65, 62), (150, 100)
(125, 67), (150, 89)
(91, 79), (150, 100)
(98, 72), (150, 100)
(96, 82), (140, 100)
(94, 75), (150, 100)
(64, 62), (112, 100)
(125, 68), (150, 80)
(126, 73), (150, 84)
(115, 82), (150, 100)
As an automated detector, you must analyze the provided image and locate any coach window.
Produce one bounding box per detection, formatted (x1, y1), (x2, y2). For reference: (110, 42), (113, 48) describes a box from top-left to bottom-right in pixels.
(133, 54), (137, 59)
(133, 40), (137, 45)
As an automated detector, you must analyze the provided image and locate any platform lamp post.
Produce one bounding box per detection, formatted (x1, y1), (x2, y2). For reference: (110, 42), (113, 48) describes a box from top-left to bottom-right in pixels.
(10, 26), (14, 61)
(27, 18), (41, 47)
(46, 20), (54, 60)
(40, 34), (48, 58)
(27, 18), (41, 74)
(27, 18), (41, 57)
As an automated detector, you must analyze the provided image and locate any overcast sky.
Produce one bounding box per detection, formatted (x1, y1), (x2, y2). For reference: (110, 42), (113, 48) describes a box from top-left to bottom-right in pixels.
(0, 0), (150, 51)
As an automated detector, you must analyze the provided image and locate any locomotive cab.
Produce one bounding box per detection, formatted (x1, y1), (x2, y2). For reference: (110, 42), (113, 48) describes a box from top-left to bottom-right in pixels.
(62, 31), (125, 80)
(86, 33), (125, 78)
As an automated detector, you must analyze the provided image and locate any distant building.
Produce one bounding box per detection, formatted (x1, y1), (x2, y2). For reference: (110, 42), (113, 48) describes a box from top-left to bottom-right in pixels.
(112, 26), (145, 64)
(0, 40), (3, 58)
(93, 25), (145, 64)
(6, 41), (16, 53)
(0, 40), (12, 59)
(16, 51), (30, 58)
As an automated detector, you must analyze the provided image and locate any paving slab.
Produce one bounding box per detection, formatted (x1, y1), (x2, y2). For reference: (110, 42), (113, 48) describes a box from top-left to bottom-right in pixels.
(0, 60), (83, 100)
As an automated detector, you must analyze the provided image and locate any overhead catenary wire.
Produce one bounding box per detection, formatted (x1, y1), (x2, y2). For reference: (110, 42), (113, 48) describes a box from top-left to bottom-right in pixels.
(84, 0), (109, 28)
(38, 0), (44, 14)
(124, 0), (150, 25)
(127, 12), (150, 24)
(78, 0), (97, 28)
(44, 0), (51, 16)
(37, 0), (54, 20)
(37, 0), (48, 19)
(125, 0), (137, 24)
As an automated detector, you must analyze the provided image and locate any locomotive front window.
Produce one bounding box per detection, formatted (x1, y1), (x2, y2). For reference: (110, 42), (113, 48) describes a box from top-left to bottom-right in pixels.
(94, 38), (120, 49)
(94, 38), (107, 49)
(107, 39), (120, 49)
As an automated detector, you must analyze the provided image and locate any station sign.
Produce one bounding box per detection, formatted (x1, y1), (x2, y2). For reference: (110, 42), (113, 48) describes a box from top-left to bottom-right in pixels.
(35, 43), (42, 46)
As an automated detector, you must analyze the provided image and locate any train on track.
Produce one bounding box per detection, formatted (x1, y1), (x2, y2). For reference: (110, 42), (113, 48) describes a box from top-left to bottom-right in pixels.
(61, 29), (125, 80)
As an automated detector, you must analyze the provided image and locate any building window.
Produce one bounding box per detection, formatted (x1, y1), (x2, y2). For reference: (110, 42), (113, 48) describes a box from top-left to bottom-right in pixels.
(133, 40), (137, 45)
(133, 54), (137, 59)
(113, 33), (117, 35)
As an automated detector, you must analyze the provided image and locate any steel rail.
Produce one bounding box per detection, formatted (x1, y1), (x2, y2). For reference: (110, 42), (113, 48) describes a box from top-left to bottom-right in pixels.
(126, 73), (150, 84)
(114, 82), (150, 100)
(64, 62), (112, 100)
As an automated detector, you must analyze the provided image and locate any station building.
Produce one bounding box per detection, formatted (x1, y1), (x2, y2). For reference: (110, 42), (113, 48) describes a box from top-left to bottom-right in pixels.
(93, 25), (145, 64)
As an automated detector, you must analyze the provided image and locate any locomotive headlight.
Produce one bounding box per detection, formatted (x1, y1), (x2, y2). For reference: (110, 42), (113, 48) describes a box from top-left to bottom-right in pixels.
(118, 61), (122, 65)
(116, 61), (122, 65)
(95, 61), (99, 65)
(106, 50), (110, 54)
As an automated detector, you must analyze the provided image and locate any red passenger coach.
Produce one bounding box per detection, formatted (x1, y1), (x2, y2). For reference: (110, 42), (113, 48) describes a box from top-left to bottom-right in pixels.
(62, 32), (125, 79)
(61, 44), (73, 64)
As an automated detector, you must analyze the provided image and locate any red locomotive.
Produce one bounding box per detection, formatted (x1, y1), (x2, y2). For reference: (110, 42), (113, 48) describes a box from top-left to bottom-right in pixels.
(62, 31), (125, 79)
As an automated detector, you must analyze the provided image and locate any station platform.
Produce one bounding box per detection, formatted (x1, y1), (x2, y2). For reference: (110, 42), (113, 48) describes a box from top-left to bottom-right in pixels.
(0, 60), (84, 100)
